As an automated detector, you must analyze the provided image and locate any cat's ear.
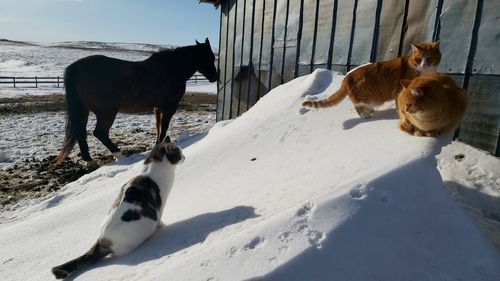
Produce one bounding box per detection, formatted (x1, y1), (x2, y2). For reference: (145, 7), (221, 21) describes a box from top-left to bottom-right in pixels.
(432, 41), (440, 48)
(205, 37), (209, 44)
(411, 44), (421, 53)
(400, 79), (412, 89)
(195, 40), (201, 45)
(410, 88), (424, 97)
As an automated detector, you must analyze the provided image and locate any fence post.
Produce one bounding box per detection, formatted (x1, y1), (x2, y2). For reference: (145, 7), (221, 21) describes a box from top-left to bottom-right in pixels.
(57, 76), (60, 88)
(195, 75), (198, 83)
(35, 76), (38, 88)
(13, 77), (16, 88)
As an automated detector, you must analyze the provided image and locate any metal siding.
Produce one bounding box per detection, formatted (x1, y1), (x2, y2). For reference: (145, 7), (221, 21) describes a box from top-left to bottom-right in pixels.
(232, 0), (245, 118)
(297, 0), (317, 68)
(331, 0), (355, 67)
(282, 0), (301, 82)
(472, 0), (500, 75)
(249, 0), (264, 106)
(376, 0), (405, 61)
(438, 0), (476, 73)
(460, 75), (500, 153)
(272, 0), (288, 85)
(217, 4), (228, 122)
(223, 0), (236, 120)
(313, 0), (335, 66)
(257, 0), (276, 96)
(238, 0), (255, 115)
(401, 0), (436, 56)
(350, 0), (376, 65)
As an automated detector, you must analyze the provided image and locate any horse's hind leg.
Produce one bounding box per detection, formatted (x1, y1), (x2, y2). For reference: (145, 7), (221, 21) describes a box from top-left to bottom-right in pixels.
(76, 108), (93, 162)
(93, 113), (121, 159)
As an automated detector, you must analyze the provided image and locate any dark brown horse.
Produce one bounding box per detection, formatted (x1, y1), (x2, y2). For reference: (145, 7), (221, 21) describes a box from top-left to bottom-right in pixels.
(54, 38), (218, 164)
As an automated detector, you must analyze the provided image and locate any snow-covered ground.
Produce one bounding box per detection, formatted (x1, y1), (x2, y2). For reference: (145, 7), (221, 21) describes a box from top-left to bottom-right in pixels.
(1, 69), (499, 281)
(0, 110), (215, 166)
(0, 39), (217, 97)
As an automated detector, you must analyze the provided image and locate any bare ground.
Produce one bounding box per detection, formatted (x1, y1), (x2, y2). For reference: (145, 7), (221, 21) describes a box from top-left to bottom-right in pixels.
(0, 92), (216, 209)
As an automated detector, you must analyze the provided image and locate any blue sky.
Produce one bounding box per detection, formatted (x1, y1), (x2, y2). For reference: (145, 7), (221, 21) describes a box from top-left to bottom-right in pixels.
(0, 0), (220, 47)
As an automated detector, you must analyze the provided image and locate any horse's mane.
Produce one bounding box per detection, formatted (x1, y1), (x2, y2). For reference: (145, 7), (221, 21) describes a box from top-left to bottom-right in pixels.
(146, 45), (196, 62)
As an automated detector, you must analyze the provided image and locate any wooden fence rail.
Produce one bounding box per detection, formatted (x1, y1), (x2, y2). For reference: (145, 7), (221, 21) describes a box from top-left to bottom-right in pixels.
(0, 74), (209, 88)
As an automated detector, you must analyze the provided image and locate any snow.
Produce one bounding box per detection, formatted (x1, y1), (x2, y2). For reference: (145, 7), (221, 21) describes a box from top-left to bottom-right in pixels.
(0, 110), (215, 166)
(437, 141), (500, 249)
(1, 69), (499, 281)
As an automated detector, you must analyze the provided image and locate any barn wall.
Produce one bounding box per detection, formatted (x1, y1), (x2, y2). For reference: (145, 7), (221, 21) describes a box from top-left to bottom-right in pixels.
(216, 0), (500, 156)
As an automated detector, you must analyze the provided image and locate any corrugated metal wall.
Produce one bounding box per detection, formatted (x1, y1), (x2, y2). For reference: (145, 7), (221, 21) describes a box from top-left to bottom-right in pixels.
(216, 0), (500, 156)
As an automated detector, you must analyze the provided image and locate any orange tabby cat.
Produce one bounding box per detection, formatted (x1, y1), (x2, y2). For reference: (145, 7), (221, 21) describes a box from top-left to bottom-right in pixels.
(302, 41), (441, 119)
(397, 72), (467, 137)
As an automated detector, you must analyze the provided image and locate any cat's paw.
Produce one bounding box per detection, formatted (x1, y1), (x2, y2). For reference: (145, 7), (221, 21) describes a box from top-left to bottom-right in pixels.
(51, 267), (69, 279)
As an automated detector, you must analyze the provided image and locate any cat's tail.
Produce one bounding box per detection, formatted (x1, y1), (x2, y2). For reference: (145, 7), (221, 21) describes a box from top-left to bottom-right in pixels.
(51, 240), (112, 279)
(302, 83), (348, 109)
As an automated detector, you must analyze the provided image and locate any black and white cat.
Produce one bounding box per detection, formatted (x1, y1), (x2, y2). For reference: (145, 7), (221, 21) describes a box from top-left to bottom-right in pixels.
(52, 136), (184, 279)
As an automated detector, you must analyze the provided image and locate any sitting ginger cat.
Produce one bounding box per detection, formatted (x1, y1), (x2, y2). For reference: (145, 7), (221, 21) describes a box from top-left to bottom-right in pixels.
(397, 72), (468, 137)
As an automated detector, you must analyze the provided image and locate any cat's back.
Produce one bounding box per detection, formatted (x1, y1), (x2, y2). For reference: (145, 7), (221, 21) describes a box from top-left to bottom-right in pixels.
(99, 175), (162, 256)
(347, 57), (403, 79)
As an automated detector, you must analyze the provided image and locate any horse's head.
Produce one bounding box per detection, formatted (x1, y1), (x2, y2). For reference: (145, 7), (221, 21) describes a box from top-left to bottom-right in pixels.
(194, 38), (218, 83)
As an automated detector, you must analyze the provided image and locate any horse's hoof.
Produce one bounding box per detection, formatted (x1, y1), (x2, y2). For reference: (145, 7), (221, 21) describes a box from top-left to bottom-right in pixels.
(113, 152), (123, 160)
(86, 160), (98, 168)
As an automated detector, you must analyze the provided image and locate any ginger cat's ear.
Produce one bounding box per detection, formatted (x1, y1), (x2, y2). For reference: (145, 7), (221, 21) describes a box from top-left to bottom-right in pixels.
(400, 79), (412, 89)
(432, 41), (440, 48)
(410, 88), (424, 97)
(411, 44), (420, 53)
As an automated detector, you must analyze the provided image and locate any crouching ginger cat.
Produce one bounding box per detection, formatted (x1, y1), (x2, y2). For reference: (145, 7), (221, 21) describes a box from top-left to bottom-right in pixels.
(302, 41), (441, 119)
(51, 136), (184, 279)
(397, 72), (467, 137)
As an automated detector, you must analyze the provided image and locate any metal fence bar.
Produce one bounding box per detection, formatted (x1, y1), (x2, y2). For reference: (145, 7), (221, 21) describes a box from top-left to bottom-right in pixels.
(327, 0), (339, 70)
(267, 0), (278, 91)
(293, 0), (304, 78)
(256, 0), (266, 98)
(370, 0), (384, 62)
(280, 0), (291, 84)
(346, 0), (359, 72)
(432, 0), (444, 42)
(237, 0), (247, 116)
(397, 0), (410, 57)
(0, 75), (208, 89)
(309, 0), (321, 73)
(246, 0), (257, 111)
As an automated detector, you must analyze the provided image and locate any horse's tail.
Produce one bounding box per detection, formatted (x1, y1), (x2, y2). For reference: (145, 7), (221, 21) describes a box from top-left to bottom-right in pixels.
(53, 67), (87, 165)
(302, 83), (349, 109)
(51, 240), (112, 279)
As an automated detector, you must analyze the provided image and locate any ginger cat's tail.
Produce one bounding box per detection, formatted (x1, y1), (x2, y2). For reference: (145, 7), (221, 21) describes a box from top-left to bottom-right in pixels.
(302, 83), (348, 109)
(51, 241), (112, 279)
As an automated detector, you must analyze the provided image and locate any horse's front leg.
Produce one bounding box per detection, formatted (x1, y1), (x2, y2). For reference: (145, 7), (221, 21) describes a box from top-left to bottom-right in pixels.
(158, 101), (181, 143)
(153, 107), (162, 144)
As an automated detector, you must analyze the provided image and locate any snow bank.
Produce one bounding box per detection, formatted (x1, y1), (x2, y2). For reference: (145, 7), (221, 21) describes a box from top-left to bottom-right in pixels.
(437, 141), (500, 249)
(1, 70), (499, 281)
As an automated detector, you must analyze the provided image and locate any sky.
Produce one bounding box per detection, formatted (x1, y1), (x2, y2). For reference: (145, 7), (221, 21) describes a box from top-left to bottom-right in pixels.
(0, 0), (220, 47)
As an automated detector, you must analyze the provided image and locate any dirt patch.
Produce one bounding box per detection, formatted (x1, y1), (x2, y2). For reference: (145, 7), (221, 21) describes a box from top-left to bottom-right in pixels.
(0, 92), (216, 115)
(0, 92), (216, 209)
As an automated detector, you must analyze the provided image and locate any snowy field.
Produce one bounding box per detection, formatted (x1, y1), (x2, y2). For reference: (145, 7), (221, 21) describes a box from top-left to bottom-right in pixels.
(1, 69), (499, 281)
(0, 39), (217, 97)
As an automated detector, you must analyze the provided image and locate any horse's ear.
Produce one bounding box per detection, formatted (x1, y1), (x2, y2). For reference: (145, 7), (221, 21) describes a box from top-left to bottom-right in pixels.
(205, 37), (209, 44)
(195, 40), (200, 45)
